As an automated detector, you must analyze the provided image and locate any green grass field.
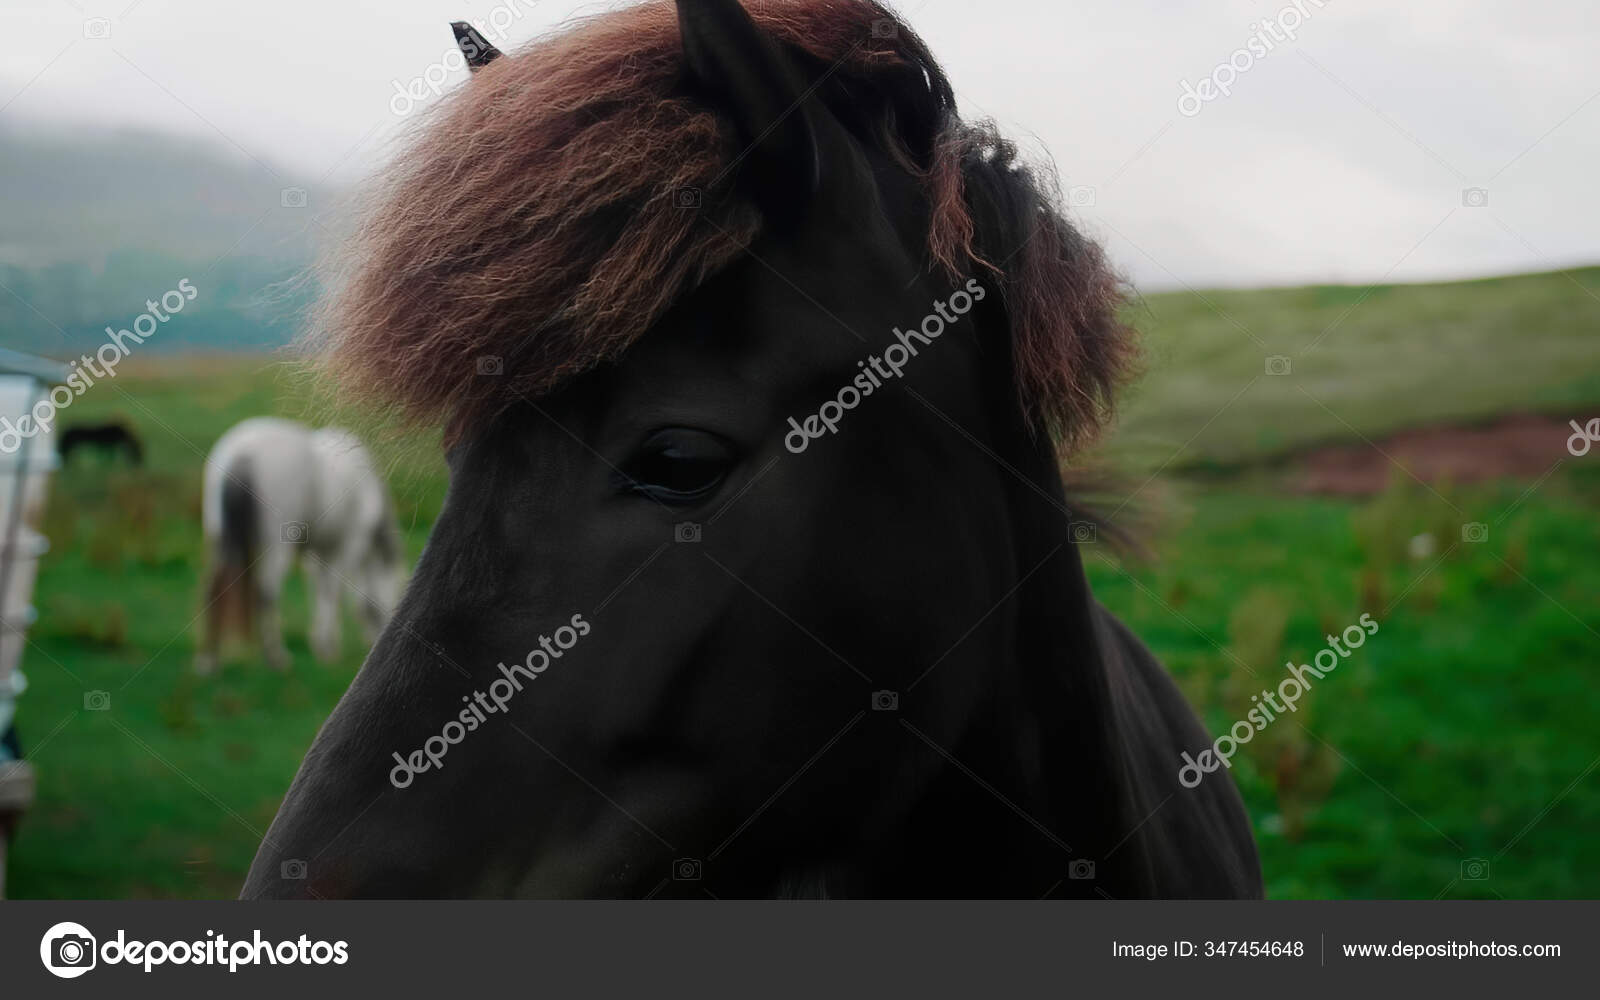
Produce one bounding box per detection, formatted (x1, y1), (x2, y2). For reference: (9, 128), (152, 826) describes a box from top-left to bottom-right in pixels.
(1117, 266), (1600, 468)
(7, 268), (1599, 899)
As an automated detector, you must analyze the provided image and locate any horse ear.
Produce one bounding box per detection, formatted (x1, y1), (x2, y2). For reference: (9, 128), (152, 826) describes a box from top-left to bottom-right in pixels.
(450, 21), (502, 72)
(674, 0), (821, 223)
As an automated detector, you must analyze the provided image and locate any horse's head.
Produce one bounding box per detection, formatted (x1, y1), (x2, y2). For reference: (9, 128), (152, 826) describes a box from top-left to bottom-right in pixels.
(244, 0), (1136, 898)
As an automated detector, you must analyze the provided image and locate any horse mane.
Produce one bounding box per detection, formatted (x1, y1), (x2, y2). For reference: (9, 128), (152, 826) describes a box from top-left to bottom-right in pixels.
(311, 0), (1136, 455)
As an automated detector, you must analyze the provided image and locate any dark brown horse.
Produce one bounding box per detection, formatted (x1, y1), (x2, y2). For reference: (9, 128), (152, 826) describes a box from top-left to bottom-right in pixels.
(243, 0), (1260, 898)
(57, 421), (143, 466)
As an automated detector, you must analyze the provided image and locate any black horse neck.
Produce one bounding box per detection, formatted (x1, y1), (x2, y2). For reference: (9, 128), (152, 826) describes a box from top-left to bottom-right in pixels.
(998, 430), (1157, 897)
(840, 381), (1155, 897)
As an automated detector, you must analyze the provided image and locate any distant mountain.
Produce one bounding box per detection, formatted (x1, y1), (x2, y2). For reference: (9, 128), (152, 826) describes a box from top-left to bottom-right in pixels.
(0, 122), (334, 356)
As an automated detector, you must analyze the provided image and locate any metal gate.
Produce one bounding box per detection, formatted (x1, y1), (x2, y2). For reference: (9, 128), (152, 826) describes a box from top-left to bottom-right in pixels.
(0, 347), (65, 898)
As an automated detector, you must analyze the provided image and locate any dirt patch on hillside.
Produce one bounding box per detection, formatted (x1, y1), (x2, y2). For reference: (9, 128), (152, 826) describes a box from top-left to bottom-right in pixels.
(1291, 414), (1586, 495)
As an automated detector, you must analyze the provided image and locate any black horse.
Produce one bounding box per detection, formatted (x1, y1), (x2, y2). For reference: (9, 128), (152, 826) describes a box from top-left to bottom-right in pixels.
(57, 421), (143, 466)
(243, 0), (1260, 898)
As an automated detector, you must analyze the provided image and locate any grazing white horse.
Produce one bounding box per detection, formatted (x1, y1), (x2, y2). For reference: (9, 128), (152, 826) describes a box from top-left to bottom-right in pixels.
(196, 417), (404, 673)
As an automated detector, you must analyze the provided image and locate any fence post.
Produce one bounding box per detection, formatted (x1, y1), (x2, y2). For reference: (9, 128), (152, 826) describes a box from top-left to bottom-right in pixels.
(0, 349), (65, 899)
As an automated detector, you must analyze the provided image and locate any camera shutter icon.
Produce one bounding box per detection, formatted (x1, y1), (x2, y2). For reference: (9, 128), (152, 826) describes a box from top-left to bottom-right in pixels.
(40, 921), (98, 979)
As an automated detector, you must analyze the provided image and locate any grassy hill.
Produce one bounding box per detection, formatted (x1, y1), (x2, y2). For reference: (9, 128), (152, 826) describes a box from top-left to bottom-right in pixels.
(5, 265), (1598, 900)
(1118, 266), (1600, 468)
(0, 125), (320, 267)
(0, 123), (327, 354)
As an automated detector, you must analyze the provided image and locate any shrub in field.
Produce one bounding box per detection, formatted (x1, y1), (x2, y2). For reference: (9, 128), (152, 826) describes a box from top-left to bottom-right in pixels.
(41, 595), (128, 649)
(1222, 588), (1343, 841)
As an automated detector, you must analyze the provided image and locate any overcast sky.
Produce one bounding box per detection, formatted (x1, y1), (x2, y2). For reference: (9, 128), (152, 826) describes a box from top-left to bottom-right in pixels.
(2, 0), (1596, 290)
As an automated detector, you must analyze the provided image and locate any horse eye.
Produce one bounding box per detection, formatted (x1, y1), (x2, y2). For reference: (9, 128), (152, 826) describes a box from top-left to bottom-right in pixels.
(620, 428), (735, 503)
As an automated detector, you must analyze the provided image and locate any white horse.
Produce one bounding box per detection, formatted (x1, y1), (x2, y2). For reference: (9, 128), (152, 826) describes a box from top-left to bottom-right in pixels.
(196, 417), (404, 673)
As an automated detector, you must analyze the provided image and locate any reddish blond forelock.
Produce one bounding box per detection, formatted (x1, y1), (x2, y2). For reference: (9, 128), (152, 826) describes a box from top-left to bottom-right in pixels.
(312, 0), (1134, 454)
